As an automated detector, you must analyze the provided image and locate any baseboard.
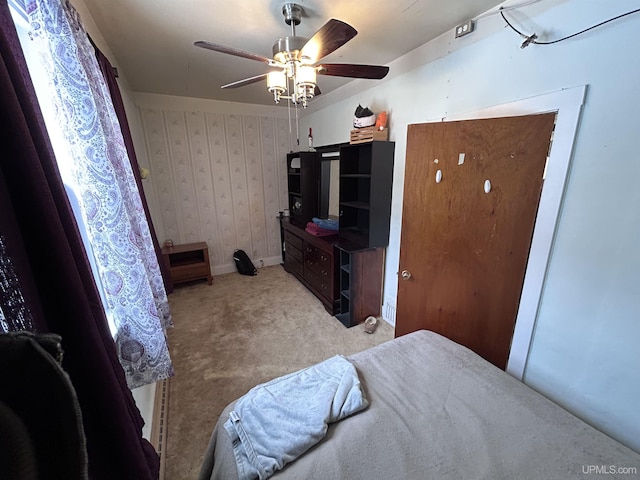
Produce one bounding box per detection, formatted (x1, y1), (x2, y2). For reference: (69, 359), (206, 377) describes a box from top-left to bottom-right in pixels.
(150, 378), (170, 480)
(211, 255), (283, 276)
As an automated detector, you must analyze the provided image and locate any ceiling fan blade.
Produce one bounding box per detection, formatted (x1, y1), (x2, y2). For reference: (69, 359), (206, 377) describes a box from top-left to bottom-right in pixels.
(316, 63), (389, 80)
(194, 41), (272, 64)
(222, 73), (269, 89)
(300, 19), (357, 63)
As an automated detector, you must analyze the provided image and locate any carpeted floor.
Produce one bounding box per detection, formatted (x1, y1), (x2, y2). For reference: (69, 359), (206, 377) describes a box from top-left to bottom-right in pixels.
(164, 265), (394, 479)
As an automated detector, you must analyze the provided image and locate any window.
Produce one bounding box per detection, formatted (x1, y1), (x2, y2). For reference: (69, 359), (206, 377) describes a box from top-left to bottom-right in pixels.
(9, 3), (117, 336)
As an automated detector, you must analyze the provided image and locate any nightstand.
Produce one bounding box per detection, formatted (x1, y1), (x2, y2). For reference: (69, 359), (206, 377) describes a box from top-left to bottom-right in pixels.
(161, 242), (212, 289)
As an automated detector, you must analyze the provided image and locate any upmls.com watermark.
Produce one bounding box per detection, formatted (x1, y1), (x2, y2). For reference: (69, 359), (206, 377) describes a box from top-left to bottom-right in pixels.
(582, 465), (638, 475)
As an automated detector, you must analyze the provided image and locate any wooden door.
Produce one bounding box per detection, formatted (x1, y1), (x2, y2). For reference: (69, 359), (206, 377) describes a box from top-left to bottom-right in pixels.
(395, 113), (556, 369)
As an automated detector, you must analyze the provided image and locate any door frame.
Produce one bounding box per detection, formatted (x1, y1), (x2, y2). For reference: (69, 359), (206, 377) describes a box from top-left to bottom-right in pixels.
(442, 86), (587, 379)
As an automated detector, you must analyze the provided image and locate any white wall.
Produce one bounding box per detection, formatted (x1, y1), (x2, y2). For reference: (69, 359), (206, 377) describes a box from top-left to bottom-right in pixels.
(298, 0), (640, 452)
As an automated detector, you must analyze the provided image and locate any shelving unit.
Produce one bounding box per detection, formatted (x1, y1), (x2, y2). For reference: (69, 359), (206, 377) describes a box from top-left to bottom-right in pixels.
(335, 242), (384, 328)
(286, 151), (320, 227)
(336, 248), (351, 326)
(316, 144), (343, 219)
(286, 153), (302, 218)
(339, 141), (394, 248)
(282, 141), (394, 329)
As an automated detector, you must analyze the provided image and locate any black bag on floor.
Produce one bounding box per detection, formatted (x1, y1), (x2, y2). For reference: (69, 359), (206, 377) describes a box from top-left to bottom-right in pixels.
(233, 249), (257, 276)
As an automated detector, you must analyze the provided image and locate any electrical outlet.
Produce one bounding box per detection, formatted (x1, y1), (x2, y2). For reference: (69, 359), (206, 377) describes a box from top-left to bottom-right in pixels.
(455, 20), (475, 38)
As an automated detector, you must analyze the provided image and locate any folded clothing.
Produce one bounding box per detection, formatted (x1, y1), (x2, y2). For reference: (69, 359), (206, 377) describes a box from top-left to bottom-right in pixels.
(311, 217), (338, 231)
(223, 355), (368, 480)
(305, 222), (337, 237)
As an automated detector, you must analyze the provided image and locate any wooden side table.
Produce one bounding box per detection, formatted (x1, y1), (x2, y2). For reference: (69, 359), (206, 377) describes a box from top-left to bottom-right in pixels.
(161, 242), (212, 289)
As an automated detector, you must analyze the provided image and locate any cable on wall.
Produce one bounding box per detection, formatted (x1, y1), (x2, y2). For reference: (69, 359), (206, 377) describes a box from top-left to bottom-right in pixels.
(500, 6), (640, 48)
(475, 0), (543, 20)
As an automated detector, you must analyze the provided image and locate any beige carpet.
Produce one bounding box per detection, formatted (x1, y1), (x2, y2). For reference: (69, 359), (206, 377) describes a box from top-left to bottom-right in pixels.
(164, 265), (393, 479)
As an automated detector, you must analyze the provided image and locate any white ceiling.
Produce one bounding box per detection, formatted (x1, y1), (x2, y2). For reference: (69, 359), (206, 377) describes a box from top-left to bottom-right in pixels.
(82, 0), (505, 106)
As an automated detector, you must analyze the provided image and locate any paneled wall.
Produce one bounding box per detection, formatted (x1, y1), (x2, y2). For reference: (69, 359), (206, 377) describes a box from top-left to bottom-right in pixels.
(135, 94), (294, 274)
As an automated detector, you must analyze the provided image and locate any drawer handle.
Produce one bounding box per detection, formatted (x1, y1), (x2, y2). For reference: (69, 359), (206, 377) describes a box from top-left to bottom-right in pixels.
(306, 247), (312, 253)
(321, 270), (327, 276)
(320, 255), (327, 261)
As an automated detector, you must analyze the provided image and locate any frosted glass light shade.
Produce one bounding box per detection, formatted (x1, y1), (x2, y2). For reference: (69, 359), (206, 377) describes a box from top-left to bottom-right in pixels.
(296, 65), (316, 87)
(267, 70), (286, 93)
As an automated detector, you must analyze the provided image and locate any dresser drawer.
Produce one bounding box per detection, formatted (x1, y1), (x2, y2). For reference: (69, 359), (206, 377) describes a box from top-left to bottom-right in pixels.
(304, 269), (332, 300)
(284, 231), (303, 251)
(171, 263), (210, 283)
(305, 256), (332, 280)
(304, 244), (331, 263)
(286, 243), (303, 263)
(284, 255), (303, 278)
(280, 219), (339, 315)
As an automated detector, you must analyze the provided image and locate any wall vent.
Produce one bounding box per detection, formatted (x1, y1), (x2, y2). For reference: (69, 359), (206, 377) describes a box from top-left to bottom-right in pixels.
(383, 297), (397, 326)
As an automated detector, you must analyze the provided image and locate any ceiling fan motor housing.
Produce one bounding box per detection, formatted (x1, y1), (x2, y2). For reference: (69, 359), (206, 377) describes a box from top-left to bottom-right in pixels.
(272, 36), (308, 64)
(282, 3), (303, 26)
(275, 3), (309, 66)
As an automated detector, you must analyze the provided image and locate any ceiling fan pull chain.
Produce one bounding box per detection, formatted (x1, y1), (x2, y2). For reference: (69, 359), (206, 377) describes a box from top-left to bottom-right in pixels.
(287, 96), (293, 148)
(295, 101), (300, 146)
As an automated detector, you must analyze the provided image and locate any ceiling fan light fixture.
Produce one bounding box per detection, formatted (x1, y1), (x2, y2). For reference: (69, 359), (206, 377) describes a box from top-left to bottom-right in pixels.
(195, 3), (388, 113)
(267, 70), (287, 103)
(296, 64), (317, 87)
(294, 64), (317, 107)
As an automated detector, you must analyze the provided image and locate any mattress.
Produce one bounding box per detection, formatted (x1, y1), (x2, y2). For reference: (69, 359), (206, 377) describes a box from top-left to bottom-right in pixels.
(199, 330), (640, 480)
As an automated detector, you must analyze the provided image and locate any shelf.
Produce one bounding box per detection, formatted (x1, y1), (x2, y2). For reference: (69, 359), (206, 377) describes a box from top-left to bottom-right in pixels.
(337, 141), (394, 248)
(341, 226), (370, 238)
(341, 173), (371, 179)
(335, 246), (384, 329)
(340, 201), (370, 210)
(340, 228), (368, 246)
(170, 259), (206, 268)
(335, 312), (351, 328)
(287, 150), (321, 226)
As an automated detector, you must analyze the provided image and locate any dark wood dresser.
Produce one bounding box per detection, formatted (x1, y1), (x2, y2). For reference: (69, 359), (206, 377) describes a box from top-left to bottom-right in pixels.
(282, 219), (339, 314)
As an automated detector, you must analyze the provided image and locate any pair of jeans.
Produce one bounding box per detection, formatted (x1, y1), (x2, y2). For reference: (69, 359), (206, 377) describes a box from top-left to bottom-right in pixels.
(224, 355), (368, 480)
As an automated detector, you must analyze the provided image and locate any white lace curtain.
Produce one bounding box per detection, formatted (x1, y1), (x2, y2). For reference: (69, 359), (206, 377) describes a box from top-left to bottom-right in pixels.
(0, 236), (32, 333)
(26, 0), (173, 388)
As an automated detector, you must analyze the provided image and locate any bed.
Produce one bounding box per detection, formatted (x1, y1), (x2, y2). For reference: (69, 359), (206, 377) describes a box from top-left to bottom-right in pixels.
(198, 330), (640, 480)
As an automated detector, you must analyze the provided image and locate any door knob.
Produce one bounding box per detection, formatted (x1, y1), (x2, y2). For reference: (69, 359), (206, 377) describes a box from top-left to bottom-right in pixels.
(401, 270), (412, 280)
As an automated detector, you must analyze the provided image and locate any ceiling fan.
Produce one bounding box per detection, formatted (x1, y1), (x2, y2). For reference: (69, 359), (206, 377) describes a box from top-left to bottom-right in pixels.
(194, 3), (389, 108)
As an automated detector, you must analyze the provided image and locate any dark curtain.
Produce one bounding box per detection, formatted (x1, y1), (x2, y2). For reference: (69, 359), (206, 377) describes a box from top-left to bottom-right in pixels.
(0, 4), (159, 480)
(93, 45), (172, 294)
